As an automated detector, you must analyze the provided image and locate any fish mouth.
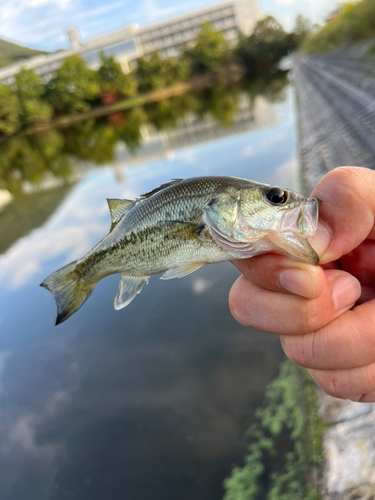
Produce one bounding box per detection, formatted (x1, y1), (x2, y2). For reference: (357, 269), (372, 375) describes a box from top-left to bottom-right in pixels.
(278, 198), (319, 237)
(298, 198), (319, 237)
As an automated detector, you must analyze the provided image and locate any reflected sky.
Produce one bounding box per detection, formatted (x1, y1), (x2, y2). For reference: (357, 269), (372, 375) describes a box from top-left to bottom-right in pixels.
(0, 86), (297, 500)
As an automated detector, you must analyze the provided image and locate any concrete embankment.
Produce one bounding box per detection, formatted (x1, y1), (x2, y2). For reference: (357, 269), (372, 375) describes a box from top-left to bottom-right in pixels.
(294, 52), (375, 500)
(294, 53), (375, 193)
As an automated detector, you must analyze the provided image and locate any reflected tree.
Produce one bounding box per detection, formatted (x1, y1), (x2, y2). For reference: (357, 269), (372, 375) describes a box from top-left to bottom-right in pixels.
(196, 85), (239, 127)
(145, 93), (200, 130)
(120, 107), (148, 153)
(246, 70), (290, 104)
(0, 130), (71, 194)
(0, 73), (290, 195)
(63, 119), (119, 164)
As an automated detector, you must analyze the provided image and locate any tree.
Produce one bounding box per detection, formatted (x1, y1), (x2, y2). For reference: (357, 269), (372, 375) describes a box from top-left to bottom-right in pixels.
(294, 14), (312, 39)
(97, 52), (137, 99)
(238, 16), (292, 71)
(182, 21), (230, 74)
(136, 52), (190, 93)
(46, 56), (100, 114)
(15, 68), (53, 125)
(0, 84), (21, 135)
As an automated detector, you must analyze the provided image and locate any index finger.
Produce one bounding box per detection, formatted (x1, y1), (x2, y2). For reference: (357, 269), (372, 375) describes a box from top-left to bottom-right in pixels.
(311, 167), (375, 264)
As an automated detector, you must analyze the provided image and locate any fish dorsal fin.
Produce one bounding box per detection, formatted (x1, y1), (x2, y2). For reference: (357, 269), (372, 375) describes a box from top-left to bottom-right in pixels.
(139, 179), (184, 200)
(107, 199), (135, 231)
(114, 274), (150, 310)
(160, 263), (204, 280)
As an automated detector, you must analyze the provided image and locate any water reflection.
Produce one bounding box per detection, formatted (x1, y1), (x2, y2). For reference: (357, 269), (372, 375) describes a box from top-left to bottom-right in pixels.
(0, 71), (289, 197)
(0, 73), (297, 500)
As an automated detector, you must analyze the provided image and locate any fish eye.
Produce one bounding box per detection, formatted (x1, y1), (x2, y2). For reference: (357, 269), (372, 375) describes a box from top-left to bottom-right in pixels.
(265, 187), (288, 205)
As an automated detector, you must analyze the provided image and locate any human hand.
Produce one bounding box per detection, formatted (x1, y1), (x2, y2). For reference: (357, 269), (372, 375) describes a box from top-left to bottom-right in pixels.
(229, 167), (375, 402)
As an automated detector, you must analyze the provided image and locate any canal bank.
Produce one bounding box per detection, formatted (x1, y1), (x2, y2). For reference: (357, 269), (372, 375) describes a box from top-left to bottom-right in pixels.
(295, 51), (375, 499)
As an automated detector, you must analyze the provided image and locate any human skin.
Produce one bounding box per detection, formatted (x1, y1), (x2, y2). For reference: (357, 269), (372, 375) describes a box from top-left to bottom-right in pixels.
(229, 166), (375, 402)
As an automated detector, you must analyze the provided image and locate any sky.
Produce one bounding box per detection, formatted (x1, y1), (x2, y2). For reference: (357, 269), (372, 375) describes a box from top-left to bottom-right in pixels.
(0, 0), (341, 52)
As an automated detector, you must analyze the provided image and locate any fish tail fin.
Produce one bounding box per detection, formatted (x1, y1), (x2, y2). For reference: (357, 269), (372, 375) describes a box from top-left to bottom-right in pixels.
(40, 260), (95, 325)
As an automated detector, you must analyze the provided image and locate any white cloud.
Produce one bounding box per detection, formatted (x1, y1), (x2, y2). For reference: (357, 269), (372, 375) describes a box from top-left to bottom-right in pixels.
(276, 0), (295, 5)
(130, 0), (199, 25)
(26, 0), (72, 8)
(192, 277), (213, 294)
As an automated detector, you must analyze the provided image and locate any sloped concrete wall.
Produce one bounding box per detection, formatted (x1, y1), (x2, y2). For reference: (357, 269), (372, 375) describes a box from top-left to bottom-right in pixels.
(294, 53), (375, 499)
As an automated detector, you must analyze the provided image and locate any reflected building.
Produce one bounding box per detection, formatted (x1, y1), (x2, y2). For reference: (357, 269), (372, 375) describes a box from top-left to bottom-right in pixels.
(115, 94), (278, 167)
(0, 0), (260, 85)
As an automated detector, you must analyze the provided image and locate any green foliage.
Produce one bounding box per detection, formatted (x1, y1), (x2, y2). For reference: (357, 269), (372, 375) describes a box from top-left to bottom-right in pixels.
(197, 85), (239, 127)
(46, 56), (100, 113)
(120, 107), (148, 152)
(303, 0), (375, 53)
(15, 68), (53, 125)
(223, 360), (324, 500)
(238, 16), (296, 71)
(145, 92), (199, 130)
(0, 130), (71, 194)
(0, 84), (21, 135)
(294, 14), (313, 40)
(136, 52), (190, 93)
(246, 70), (290, 104)
(0, 37), (46, 69)
(97, 52), (137, 98)
(183, 22), (231, 74)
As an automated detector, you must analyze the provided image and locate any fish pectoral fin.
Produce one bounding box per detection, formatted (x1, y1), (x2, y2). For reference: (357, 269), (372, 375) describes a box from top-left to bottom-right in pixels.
(160, 263), (205, 280)
(114, 274), (150, 310)
(107, 199), (136, 231)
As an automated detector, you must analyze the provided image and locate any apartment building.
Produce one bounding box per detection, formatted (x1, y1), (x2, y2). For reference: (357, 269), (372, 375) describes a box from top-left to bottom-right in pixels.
(0, 0), (260, 85)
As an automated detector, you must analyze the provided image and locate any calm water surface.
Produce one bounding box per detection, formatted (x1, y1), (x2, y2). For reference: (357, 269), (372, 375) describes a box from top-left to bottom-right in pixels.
(0, 86), (299, 500)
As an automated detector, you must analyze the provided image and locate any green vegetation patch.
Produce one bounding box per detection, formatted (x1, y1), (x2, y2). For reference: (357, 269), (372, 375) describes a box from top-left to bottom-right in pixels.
(223, 360), (324, 500)
(0, 37), (46, 69)
(303, 0), (375, 53)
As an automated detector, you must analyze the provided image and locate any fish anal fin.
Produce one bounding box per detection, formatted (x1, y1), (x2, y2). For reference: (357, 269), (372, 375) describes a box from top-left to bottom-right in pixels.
(114, 274), (150, 310)
(139, 179), (183, 200)
(160, 263), (204, 280)
(107, 199), (135, 231)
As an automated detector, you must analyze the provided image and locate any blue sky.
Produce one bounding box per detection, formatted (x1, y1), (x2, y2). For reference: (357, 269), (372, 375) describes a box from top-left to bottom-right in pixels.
(0, 0), (340, 52)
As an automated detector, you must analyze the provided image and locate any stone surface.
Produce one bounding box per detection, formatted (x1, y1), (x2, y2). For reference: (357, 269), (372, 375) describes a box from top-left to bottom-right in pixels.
(322, 407), (375, 495)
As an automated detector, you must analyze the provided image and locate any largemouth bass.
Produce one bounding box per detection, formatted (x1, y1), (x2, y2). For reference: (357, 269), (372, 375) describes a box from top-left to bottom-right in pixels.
(41, 176), (319, 324)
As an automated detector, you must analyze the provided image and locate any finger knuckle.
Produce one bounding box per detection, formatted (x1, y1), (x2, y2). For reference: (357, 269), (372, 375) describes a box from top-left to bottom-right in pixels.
(281, 335), (312, 368)
(316, 372), (351, 400)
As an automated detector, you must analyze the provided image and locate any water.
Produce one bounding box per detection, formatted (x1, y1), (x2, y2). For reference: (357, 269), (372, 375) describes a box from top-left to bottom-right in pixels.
(0, 81), (299, 500)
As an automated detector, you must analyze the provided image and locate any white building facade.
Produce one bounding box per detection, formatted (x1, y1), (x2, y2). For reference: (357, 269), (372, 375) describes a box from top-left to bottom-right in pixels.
(0, 0), (260, 85)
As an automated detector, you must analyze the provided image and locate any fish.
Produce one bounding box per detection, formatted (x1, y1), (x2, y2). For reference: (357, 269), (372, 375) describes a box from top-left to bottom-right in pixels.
(40, 176), (319, 325)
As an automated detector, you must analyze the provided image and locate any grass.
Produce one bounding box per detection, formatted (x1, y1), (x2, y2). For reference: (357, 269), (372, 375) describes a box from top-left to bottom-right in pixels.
(223, 360), (325, 500)
(303, 0), (375, 54)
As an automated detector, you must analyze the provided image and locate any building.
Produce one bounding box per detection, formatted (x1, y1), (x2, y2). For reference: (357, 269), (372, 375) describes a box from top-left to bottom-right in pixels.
(0, 0), (260, 85)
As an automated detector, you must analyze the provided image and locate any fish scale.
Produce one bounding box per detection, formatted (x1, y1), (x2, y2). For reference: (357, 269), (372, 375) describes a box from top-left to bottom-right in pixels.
(40, 176), (319, 325)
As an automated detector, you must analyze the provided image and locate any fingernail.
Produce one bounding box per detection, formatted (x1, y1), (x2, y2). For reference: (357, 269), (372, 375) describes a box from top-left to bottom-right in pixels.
(332, 274), (361, 311)
(279, 269), (316, 299)
(309, 221), (332, 258)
